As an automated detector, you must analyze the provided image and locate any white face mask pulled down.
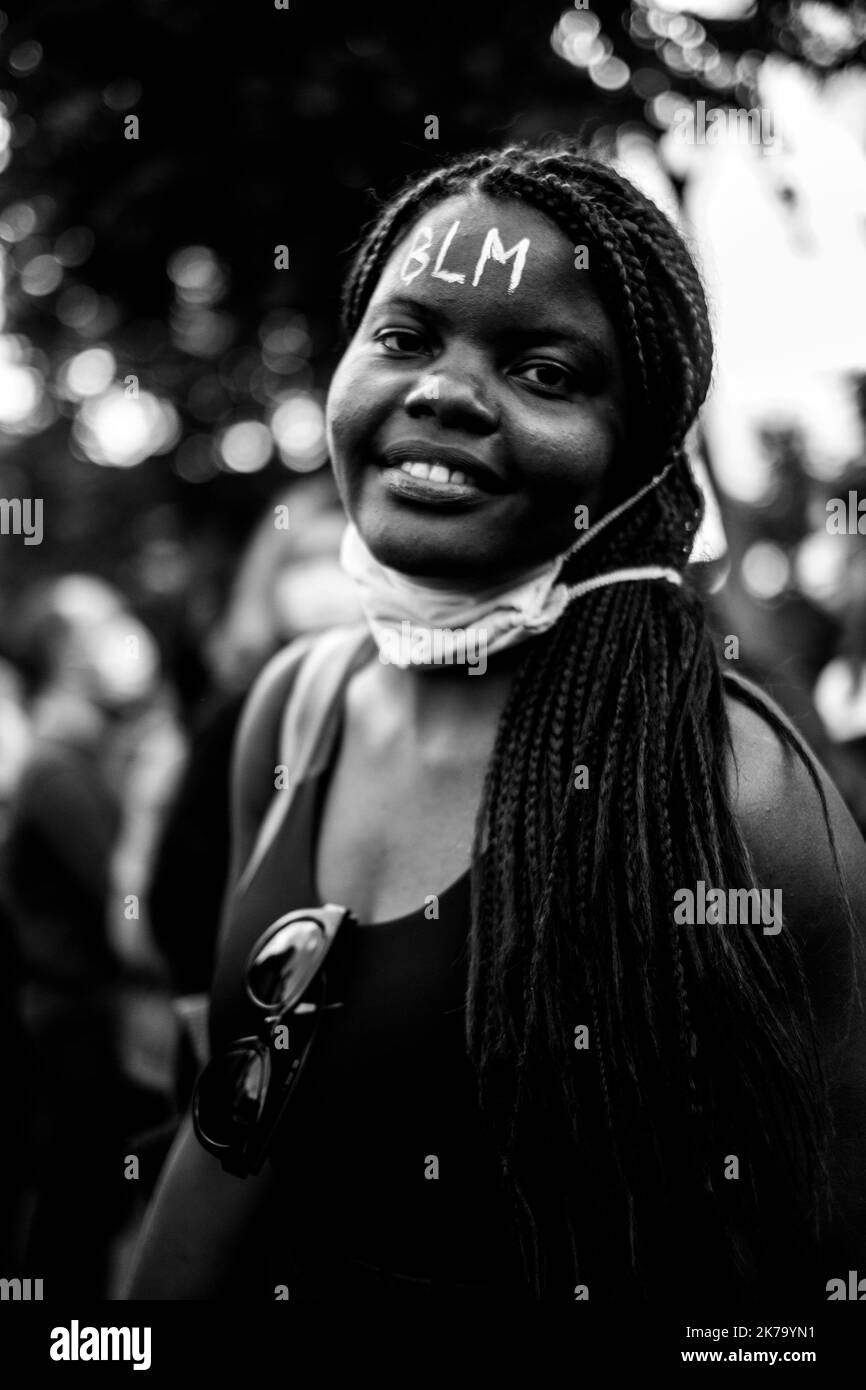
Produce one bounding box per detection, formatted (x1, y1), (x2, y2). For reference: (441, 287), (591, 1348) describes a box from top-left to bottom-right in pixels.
(339, 466), (683, 675)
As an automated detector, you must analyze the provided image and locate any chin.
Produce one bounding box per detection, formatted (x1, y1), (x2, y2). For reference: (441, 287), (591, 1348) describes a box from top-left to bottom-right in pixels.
(349, 487), (578, 584)
(363, 531), (483, 582)
(357, 524), (534, 589)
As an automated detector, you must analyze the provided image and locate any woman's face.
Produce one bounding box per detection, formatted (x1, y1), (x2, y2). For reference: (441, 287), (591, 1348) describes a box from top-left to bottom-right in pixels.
(326, 192), (627, 582)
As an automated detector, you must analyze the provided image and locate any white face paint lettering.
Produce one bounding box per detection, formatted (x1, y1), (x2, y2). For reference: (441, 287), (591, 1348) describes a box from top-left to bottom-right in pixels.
(400, 224), (434, 285)
(472, 227), (531, 294)
(398, 222), (532, 293)
(430, 219), (465, 284)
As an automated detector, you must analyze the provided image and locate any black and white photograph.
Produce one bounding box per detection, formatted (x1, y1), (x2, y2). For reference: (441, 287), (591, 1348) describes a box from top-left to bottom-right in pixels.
(0, 0), (865, 1371)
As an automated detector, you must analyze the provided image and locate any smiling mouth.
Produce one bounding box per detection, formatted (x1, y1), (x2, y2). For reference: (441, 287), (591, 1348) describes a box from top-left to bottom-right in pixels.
(375, 462), (489, 507)
(393, 459), (471, 485)
(378, 445), (508, 495)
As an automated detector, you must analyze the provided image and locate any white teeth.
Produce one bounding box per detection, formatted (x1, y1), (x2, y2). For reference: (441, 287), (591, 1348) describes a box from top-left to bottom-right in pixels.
(397, 460), (470, 485)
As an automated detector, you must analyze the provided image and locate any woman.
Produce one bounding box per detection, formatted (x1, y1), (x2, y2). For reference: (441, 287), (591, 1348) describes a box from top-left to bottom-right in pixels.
(127, 142), (866, 1306)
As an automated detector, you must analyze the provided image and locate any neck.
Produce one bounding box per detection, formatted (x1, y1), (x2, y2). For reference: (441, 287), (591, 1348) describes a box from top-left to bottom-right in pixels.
(365, 635), (536, 744)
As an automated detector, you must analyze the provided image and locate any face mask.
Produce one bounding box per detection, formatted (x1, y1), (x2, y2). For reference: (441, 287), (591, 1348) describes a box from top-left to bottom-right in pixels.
(339, 465), (683, 673)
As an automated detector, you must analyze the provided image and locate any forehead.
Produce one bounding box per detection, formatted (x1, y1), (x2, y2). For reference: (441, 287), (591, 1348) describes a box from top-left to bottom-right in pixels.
(368, 191), (615, 345)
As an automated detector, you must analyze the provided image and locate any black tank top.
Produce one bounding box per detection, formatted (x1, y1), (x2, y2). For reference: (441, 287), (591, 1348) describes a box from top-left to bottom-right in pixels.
(208, 646), (526, 1293)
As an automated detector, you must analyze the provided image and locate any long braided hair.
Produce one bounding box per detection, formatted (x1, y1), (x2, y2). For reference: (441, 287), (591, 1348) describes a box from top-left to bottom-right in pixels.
(338, 141), (852, 1302)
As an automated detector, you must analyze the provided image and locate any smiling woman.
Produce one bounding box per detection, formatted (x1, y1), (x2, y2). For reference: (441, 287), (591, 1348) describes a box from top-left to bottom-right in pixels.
(327, 192), (628, 580)
(126, 140), (866, 1309)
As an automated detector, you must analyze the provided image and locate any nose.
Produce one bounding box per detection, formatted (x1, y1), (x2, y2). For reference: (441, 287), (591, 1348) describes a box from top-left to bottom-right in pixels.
(403, 360), (499, 434)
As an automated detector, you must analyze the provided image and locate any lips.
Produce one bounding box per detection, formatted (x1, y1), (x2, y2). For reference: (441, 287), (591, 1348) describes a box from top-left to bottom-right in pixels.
(379, 440), (508, 494)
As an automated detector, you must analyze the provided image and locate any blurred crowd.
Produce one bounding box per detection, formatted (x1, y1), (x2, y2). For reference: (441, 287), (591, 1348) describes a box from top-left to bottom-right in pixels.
(0, 470), (362, 1298)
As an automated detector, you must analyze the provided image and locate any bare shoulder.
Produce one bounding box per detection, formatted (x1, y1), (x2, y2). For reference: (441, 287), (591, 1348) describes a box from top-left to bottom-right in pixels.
(723, 675), (866, 1017)
(724, 677), (866, 916)
(725, 677), (864, 873)
(725, 677), (866, 1262)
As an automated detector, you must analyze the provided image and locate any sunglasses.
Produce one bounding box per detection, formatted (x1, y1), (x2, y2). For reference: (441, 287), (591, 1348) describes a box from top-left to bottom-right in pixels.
(193, 903), (354, 1176)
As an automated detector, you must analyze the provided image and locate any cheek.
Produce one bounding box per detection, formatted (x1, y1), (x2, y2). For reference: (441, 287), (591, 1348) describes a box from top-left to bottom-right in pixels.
(324, 356), (353, 456)
(326, 350), (384, 463)
(518, 407), (621, 501)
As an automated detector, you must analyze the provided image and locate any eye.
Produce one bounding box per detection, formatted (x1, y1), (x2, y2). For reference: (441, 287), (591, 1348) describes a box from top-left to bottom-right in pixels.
(514, 359), (577, 394)
(374, 327), (428, 355)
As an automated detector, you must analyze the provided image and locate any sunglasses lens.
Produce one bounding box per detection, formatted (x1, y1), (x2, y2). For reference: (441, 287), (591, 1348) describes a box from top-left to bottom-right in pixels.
(247, 917), (325, 1009)
(195, 1045), (267, 1148)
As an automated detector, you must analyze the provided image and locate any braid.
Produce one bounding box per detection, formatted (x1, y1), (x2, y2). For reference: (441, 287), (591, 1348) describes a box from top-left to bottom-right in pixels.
(338, 139), (843, 1301)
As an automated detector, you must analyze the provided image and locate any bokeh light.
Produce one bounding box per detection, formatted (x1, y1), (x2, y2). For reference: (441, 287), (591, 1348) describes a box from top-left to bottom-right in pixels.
(58, 346), (116, 400)
(814, 657), (866, 742)
(741, 541), (791, 601)
(270, 391), (327, 471)
(791, 1), (866, 67)
(101, 77), (142, 111)
(259, 310), (312, 372)
(73, 387), (181, 468)
(170, 305), (235, 358)
(167, 245), (227, 305)
(21, 254), (63, 297)
(0, 357), (42, 425)
(8, 40), (43, 76)
(552, 10), (605, 70)
(650, 0), (757, 18)
(590, 56), (632, 91)
(0, 200), (37, 242)
(794, 529), (850, 611)
(218, 419), (273, 474)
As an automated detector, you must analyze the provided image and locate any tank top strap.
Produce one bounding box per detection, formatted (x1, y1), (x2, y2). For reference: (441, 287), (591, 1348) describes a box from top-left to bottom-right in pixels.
(235, 624), (376, 899)
(209, 624), (376, 1054)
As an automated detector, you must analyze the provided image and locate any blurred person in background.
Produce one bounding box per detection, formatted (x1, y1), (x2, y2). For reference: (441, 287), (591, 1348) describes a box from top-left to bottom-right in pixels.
(1, 575), (175, 1298)
(206, 471), (362, 697)
(148, 470), (361, 1006)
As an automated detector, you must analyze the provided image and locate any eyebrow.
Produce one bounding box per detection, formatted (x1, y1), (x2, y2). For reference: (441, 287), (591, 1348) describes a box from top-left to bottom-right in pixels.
(368, 293), (614, 366)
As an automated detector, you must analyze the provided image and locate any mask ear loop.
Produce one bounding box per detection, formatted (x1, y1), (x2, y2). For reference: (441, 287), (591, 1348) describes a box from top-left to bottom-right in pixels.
(563, 458), (676, 565)
(552, 459), (684, 602)
(562, 564), (683, 602)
